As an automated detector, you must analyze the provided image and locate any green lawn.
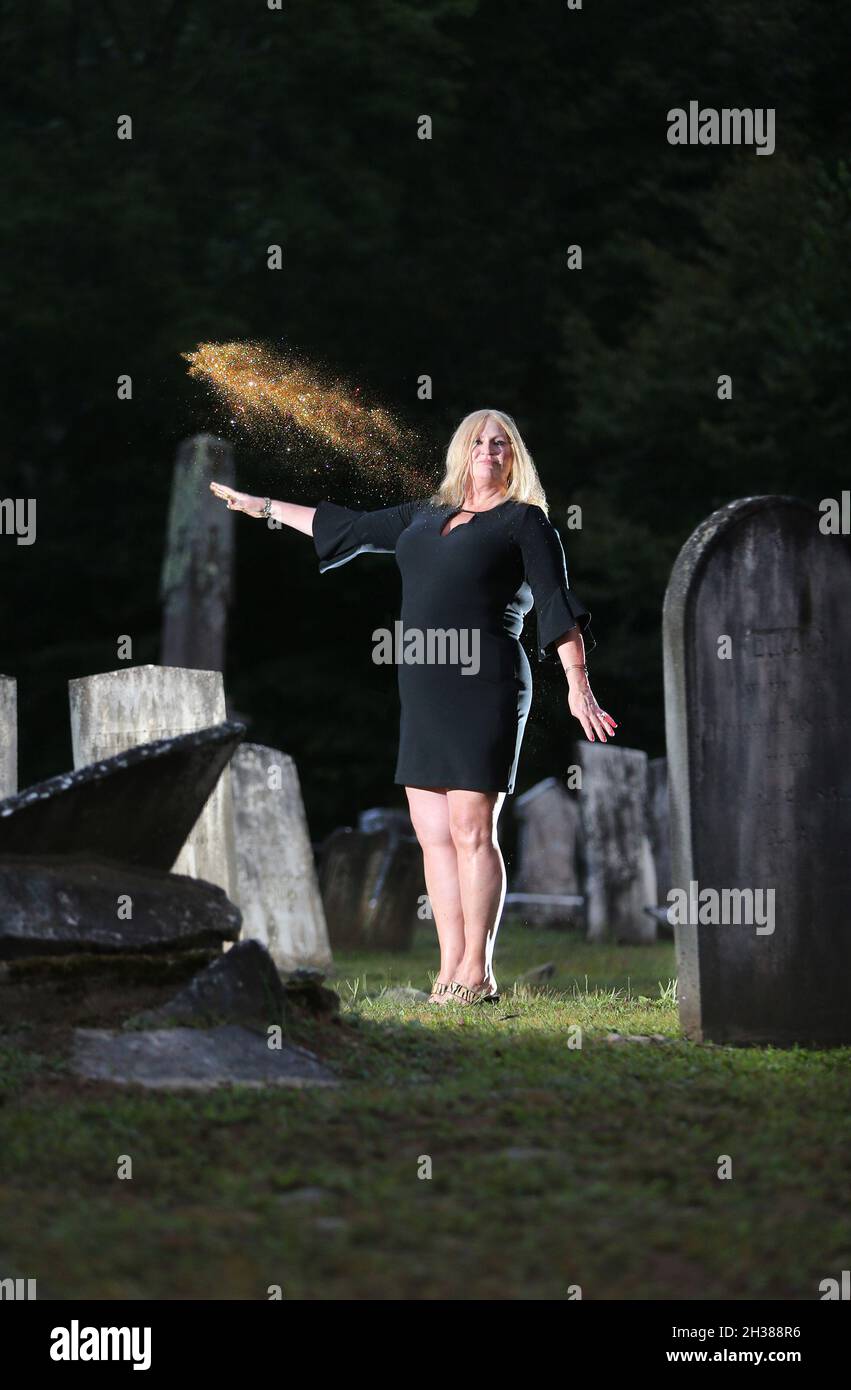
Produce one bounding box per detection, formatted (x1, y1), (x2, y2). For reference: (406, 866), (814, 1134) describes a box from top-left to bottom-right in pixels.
(1, 922), (849, 1300)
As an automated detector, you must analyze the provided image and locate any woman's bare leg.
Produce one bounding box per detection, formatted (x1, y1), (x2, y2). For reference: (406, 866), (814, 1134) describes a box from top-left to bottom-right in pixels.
(404, 786), (466, 986)
(446, 789), (507, 992)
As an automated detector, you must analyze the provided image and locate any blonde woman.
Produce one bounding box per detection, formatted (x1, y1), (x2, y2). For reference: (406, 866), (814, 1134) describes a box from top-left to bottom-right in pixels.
(210, 409), (616, 1007)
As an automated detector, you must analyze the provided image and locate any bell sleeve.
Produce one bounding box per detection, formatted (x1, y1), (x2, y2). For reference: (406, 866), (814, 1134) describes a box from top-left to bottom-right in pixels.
(312, 499), (418, 573)
(517, 504), (596, 661)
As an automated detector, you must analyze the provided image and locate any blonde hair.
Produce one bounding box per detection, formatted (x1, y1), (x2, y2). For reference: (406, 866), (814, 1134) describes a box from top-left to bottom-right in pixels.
(428, 408), (549, 515)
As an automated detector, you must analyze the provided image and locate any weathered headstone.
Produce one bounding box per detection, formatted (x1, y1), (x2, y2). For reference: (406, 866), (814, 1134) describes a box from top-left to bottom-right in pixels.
(0, 675), (16, 798)
(69, 665), (239, 898)
(576, 743), (658, 944)
(160, 433), (235, 674)
(317, 825), (424, 950)
(0, 721), (244, 870)
(647, 757), (672, 905)
(511, 777), (581, 925)
(230, 744), (333, 974)
(360, 831), (424, 949)
(357, 807), (415, 837)
(664, 495), (851, 1045)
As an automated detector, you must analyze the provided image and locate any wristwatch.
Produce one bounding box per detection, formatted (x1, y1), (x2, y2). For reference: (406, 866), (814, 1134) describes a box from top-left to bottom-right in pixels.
(261, 497), (272, 519)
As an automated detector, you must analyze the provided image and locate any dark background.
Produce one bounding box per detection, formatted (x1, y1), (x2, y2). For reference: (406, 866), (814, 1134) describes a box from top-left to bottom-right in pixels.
(2, 0), (849, 837)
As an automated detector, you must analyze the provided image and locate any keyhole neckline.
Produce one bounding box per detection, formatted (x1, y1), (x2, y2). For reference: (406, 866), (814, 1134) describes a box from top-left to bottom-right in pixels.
(437, 497), (513, 538)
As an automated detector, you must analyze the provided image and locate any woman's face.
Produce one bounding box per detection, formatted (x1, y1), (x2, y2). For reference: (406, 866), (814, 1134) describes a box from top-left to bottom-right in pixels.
(469, 417), (513, 492)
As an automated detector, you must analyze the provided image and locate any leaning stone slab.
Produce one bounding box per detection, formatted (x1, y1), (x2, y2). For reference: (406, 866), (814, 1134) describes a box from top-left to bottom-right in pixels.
(72, 1024), (338, 1089)
(69, 666), (239, 897)
(0, 854), (240, 959)
(126, 939), (285, 1029)
(230, 744), (333, 973)
(0, 721), (244, 868)
(664, 495), (851, 1045)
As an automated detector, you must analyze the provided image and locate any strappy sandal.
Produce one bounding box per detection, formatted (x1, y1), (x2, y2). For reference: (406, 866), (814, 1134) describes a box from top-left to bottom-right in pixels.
(446, 980), (501, 1006)
(427, 980), (453, 1005)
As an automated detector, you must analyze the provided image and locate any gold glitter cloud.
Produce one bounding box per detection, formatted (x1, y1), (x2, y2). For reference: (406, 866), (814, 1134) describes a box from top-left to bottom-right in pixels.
(182, 340), (430, 493)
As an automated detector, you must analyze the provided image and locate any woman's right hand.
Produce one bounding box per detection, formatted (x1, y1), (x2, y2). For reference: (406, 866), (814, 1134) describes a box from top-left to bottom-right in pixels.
(209, 481), (263, 516)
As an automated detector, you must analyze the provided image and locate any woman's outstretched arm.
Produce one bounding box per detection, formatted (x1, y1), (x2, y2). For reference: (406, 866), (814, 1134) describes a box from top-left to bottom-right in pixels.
(209, 481), (316, 536)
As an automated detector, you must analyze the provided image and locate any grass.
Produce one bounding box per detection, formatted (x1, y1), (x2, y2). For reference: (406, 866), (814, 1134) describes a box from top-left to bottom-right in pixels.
(0, 921), (849, 1300)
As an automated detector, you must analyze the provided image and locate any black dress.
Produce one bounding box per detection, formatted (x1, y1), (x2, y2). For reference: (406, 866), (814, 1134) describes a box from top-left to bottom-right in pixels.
(312, 497), (595, 793)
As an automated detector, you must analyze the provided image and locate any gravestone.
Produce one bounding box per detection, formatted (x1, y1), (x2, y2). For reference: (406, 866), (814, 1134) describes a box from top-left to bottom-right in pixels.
(69, 665), (239, 899)
(511, 777), (581, 924)
(647, 757), (672, 905)
(317, 826), (424, 950)
(663, 495), (851, 1044)
(0, 675), (15, 798)
(160, 433), (235, 673)
(360, 830), (424, 949)
(357, 807), (415, 837)
(576, 743), (657, 944)
(230, 744), (333, 974)
(0, 721), (244, 869)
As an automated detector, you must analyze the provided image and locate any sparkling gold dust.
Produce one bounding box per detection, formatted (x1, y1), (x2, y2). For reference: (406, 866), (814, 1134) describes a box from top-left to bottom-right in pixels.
(182, 340), (429, 493)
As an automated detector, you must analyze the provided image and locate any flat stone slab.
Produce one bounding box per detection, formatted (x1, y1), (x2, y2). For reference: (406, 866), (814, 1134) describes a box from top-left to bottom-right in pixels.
(0, 853), (241, 959)
(0, 720), (245, 869)
(72, 1024), (339, 1090)
(603, 1032), (673, 1045)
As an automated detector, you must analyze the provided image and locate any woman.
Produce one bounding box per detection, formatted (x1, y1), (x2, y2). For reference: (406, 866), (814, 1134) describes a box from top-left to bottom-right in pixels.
(210, 408), (617, 1008)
